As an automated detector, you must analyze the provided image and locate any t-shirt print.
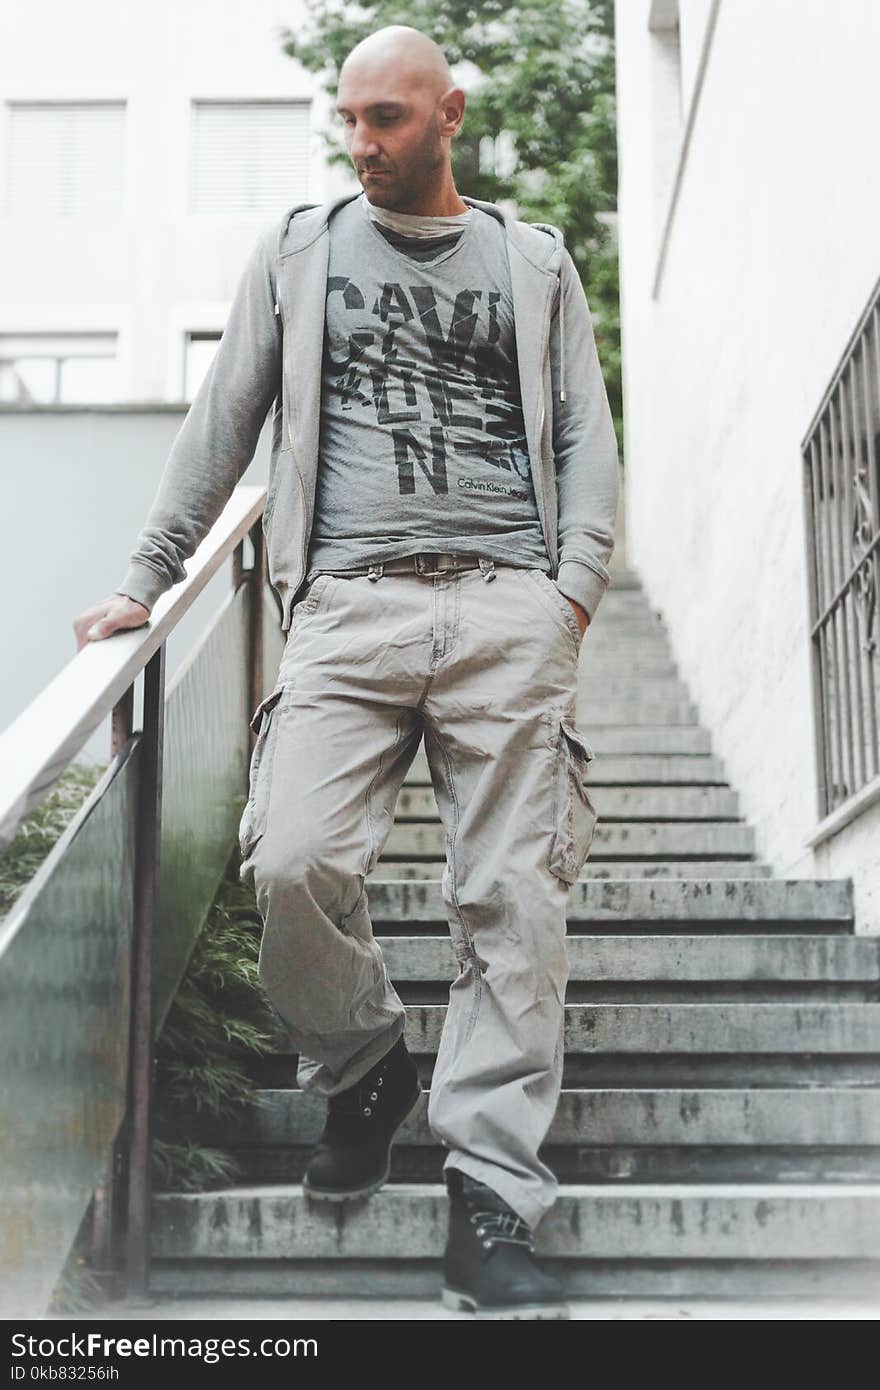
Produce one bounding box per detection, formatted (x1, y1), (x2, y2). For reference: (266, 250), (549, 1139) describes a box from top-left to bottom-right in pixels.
(321, 218), (533, 509)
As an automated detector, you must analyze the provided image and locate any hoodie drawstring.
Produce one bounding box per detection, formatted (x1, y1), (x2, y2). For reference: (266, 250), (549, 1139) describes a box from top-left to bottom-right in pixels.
(557, 271), (566, 403)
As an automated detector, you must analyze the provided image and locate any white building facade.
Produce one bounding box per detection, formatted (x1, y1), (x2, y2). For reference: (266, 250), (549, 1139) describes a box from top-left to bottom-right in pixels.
(0, 0), (356, 405)
(614, 0), (880, 928)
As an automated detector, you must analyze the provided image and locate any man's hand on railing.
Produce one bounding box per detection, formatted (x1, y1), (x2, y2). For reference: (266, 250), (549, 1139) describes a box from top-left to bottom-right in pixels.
(73, 594), (151, 651)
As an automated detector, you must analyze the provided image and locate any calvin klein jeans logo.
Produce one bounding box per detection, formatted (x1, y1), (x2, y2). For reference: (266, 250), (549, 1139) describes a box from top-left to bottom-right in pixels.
(458, 477), (530, 500)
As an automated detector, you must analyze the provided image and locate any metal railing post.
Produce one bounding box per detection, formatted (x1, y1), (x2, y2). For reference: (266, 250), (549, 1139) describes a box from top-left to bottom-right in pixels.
(87, 685), (138, 1301)
(124, 644), (166, 1303)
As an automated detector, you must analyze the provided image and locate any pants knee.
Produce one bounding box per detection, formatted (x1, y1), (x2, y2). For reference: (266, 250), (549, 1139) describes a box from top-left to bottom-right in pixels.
(253, 836), (359, 916)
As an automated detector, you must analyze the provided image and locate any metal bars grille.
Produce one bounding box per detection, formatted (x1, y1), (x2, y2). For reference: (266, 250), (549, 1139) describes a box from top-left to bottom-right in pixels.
(803, 277), (880, 817)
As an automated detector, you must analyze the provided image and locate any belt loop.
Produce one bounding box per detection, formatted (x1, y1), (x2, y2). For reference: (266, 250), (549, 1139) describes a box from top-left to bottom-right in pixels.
(368, 561), (384, 582)
(478, 557), (496, 583)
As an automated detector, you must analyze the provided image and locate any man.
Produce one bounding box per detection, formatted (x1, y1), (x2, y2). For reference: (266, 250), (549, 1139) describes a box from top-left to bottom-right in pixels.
(74, 24), (619, 1319)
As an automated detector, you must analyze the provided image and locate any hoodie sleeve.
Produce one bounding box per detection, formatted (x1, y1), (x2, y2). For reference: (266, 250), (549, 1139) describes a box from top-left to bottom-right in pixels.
(114, 220), (283, 613)
(550, 245), (620, 624)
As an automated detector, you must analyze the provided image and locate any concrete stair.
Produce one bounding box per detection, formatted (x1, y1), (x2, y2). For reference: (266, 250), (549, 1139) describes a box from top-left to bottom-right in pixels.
(149, 568), (880, 1303)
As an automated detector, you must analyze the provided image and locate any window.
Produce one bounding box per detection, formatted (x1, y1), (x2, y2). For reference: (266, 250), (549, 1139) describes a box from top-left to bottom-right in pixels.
(478, 131), (517, 179)
(190, 100), (310, 216)
(802, 277), (880, 817)
(4, 101), (125, 216)
(184, 331), (222, 401)
(0, 334), (120, 404)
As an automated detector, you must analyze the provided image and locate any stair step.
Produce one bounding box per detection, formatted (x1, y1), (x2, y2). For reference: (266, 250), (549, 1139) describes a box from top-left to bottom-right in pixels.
(579, 680), (691, 701)
(404, 753), (730, 785)
(586, 788), (742, 817)
(578, 645), (676, 664)
(369, 860), (774, 881)
(578, 700), (700, 724)
(359, 878), (854, 928)
(264, 1003), (880, 1057)
(146, 1259), (880, 1301)
(102, 1290), (880, 1316)
(572, 658), (682, 677)
(583, 620), (670, 636)
(392, 786), (743, 819)
(149, 1183), (880, 1262)
(208, 1143), (880, 1187)
(588, 601), (664, 617)
(208, 1087), (880, 1150)
(576, 727), (714, 754)
(586, 589), (660, 602)
(382, 822), (757, 858)
(576, 758), (730, 783)
(364, 934), (880, 983)
(580, 647), (676, 665)
(259, 1055), (880, 1091)
(403, 729), (717, 781)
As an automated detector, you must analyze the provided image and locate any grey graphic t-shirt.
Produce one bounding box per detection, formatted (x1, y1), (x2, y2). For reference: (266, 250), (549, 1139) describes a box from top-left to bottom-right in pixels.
(305, 194), (550, 580)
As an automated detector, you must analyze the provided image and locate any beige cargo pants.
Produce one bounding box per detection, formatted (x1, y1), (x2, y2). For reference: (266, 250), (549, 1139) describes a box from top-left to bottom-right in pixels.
(238, 553), (598, 1229)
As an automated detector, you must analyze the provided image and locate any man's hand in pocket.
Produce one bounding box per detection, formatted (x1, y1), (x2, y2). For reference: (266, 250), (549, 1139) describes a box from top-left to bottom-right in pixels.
(565, 596), (589, 639)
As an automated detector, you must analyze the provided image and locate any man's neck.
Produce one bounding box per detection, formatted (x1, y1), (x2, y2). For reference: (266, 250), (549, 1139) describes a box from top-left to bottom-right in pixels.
(368, 184), (468, 218)
(363, 191), (471, 239)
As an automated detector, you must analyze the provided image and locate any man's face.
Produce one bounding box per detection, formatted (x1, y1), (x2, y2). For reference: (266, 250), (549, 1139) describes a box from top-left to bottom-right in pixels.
(335, 67), (446, 210)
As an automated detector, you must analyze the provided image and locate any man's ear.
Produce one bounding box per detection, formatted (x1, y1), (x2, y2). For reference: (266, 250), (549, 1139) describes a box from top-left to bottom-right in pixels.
(439, 86), (466, 138)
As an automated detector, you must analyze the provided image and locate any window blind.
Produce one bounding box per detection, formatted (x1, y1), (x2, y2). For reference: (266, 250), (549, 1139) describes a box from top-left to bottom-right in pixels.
(190, 100), (311, 215)
(5, 101), (125, 216)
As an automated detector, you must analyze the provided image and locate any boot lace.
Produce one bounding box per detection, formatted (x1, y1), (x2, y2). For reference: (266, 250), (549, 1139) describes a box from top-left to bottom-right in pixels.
(326, 1051), (393, 1129)
(468, 1205), (534, 1253)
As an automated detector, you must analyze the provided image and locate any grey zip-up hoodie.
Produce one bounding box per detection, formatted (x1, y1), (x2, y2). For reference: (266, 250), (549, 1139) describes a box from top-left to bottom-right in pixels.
(115, 190), (620, 629)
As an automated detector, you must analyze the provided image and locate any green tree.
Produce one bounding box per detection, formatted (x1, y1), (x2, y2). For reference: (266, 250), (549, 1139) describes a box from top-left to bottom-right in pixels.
(279, 0), (623, 452)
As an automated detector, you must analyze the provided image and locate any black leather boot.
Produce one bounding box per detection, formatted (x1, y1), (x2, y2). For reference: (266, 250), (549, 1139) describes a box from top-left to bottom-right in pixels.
(441, 1169), (570, 1319)
(302, 1033), (422, 1201)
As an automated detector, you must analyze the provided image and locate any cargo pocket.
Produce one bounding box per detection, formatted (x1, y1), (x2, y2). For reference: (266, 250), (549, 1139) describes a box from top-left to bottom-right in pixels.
(291, 572), (337, 627)
(533, 570), (584, 653)
(238, 685), (286, 862)
(548, 717), (598, 884)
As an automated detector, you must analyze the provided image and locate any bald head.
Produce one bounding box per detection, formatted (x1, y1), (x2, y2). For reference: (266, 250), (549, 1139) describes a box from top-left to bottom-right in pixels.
(339, 25), (455, 100)
(335, 24), (467, 215)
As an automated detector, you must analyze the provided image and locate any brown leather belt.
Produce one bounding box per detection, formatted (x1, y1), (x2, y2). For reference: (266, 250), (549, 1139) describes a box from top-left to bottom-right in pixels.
(311, 552), (503, 582)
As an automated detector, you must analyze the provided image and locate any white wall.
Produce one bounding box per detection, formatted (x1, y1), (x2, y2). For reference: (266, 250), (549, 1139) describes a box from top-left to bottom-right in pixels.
(0, 408), (273, 763)
(0, 0), (358, 402)
(615, 0), (880, 930)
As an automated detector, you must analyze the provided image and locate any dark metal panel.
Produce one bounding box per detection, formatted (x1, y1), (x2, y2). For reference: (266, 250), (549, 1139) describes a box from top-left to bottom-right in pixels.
(153, 584), (251, 1035)
(152, 575), (285, 1035)
(0, 739), (140, 1318)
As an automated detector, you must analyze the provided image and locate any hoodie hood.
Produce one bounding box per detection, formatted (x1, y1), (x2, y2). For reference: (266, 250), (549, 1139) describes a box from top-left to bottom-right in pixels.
(519, 212), (568, 403)
(273, 189), (569, 402)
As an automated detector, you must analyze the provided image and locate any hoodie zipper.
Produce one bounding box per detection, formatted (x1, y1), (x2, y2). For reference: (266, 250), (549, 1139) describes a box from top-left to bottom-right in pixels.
(274, 289), (311, 610)
(537, 270), (564, 574)
(537, 271), (563, 433)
